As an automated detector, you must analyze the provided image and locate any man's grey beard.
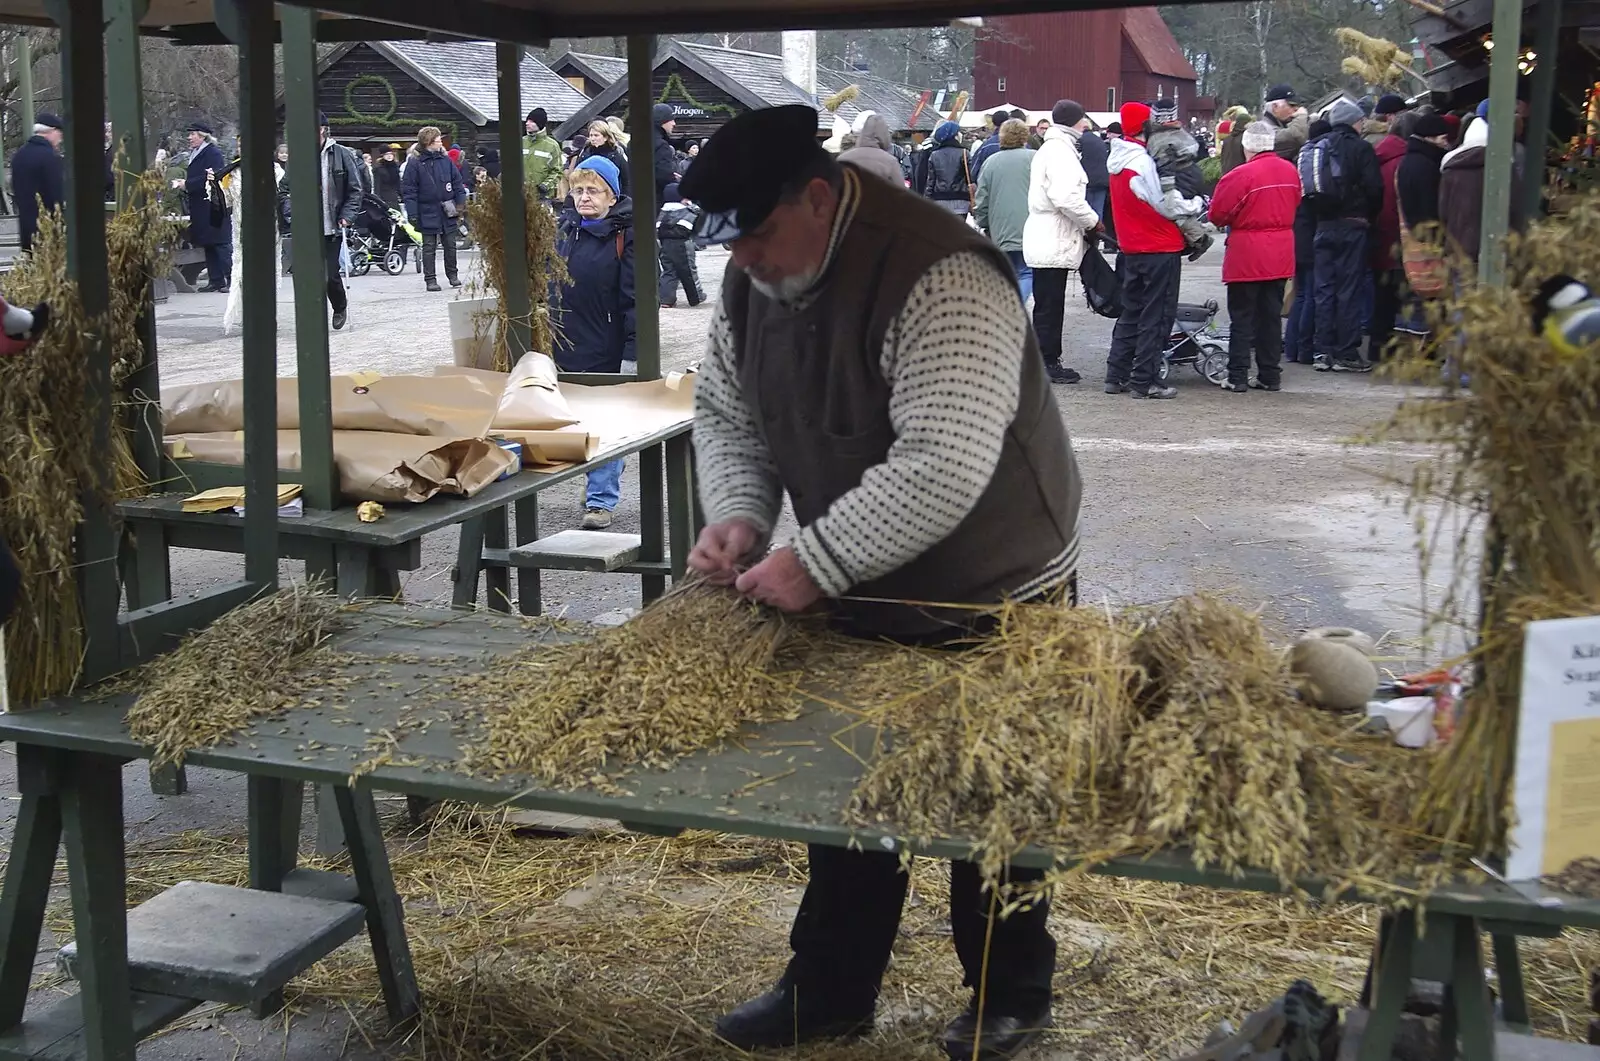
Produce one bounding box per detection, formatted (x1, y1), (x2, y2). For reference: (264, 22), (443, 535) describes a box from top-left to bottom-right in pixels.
(746, 267), (820, 303)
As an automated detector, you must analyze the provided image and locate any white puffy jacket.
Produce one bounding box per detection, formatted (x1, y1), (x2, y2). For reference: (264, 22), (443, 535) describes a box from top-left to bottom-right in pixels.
(1022, 126), (1100, 270)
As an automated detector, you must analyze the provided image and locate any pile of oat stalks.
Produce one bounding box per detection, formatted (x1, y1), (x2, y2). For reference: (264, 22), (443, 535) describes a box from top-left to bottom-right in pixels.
(39, 812), (1597, 1060)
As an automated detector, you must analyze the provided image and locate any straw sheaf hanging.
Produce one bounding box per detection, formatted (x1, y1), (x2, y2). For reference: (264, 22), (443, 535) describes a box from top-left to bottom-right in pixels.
(1381, 192), (1600, 859)
(463, 179), (567, 372)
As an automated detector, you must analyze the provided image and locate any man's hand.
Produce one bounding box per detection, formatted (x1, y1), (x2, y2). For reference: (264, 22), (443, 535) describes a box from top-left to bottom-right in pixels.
(735, 547), (822, 613)
(687, 519), (761, 586)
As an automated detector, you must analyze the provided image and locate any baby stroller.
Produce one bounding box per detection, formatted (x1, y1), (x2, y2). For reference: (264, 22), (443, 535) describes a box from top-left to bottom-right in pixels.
(351, 194), (423, 276)
(1158, 299), (1230, 387)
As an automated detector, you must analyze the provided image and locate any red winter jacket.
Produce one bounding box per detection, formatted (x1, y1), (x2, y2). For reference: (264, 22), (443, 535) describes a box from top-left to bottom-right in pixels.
(1370, 134), (1408, 271)
(1207, 151), (1300, 283)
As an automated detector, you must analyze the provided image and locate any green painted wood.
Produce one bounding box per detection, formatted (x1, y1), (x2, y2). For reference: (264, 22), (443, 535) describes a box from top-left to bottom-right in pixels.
(639, 443), (666, 603)
(0, 793), (62, 1027)
(117, 581), (259, 667)
(332, 787), (421, 1026)
(1494, 932), (1531, 1031)
(496, 42), (534, 363)
(105, 0), (164, 498)
(59, 753), (136, 1061)
(126, 519), (420, 572)
(559, 371), (640, 385)
(484, 507), (512, 613)
(628, 35), (661, 382)
(1522, 0), (1562, 222)
(665, 431), (692, 579)
(1478, 0), (1523, 285)
(514, 496), (541, 615)
(282, 7), (338, 511)
(507, 529), (641, 571)
(1357, 908), (1416, 1061)
(48, 0), (121, 686)
(160, 459), (304, 493)
(275, 0), (553, 45)
(452, 516), (487, 609)
(1454, 916), (1497, 1061)
(126, 523), (171, 610)
(0, 990), (198, 1061)
(217, 0), (281, 589)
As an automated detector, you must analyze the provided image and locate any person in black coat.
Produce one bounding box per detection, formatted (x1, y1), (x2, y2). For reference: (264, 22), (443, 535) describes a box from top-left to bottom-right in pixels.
(184, 121), (233, 292)
(650, 102), (681, 204)
(552, 156), (635, 531)
(275, 114), (363, 329)
(1396, 114), (1450, 230)
(402, 126), (469, 292)
(920, 120), (971, 217)
(373, 146), (403, 208)
(1309, 99), (1384, 371)
(11, 113), (64, 254)
(578, 120), (631, 199)
(481, 146), (501, 181)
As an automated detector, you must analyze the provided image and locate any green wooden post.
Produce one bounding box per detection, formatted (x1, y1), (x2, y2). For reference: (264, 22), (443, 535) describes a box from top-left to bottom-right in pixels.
(283, 7), (339, 534)
(104, 0), (146, 205)
(628, 35), (660, 382)
(216, 0), (280, 589)
(496, 42), (533, 361)
(1521, 0), (1562, 221)
(1478, 0), (1523, 285)
(47, 0), (120, 683)
(17, 35), (32, 138)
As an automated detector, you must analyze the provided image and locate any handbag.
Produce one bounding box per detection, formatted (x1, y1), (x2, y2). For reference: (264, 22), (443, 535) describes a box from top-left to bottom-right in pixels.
(1079, 244), (1122, 318)
(1395, 172), (1447, 300)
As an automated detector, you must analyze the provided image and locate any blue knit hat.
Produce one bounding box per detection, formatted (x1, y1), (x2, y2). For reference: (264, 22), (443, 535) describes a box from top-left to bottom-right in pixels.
(933, 119), (961, 145)
(574, 155), (621, 196)
(1476, 98), (1490, 119)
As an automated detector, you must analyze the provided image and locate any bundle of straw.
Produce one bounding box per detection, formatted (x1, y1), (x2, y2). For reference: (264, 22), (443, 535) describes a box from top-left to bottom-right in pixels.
(1384, 192), (1600, 857)
(458, 583), (798, 785)
(1335, 27), (1421, 89)
(463, 179), (568, 371)
(821, 84), (860, 112)
(125, 584), (346, 766)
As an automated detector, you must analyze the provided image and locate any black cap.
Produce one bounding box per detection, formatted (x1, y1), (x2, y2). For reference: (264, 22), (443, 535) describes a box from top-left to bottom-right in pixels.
(1375, 93), (1408, 116)
(1413, 113), (1450, 139)
(678, 105), (826, 245)
(526, 107), (547, 128)
(652, 102), (674, 127)
(316, 110), (329, 127)
(35, 112), (63, 130)
(1106, 121), (1122, 135)
(1052, 100), (1085, 127)
(1265, 83), (1296, 103)
(185, 120), (212, 135)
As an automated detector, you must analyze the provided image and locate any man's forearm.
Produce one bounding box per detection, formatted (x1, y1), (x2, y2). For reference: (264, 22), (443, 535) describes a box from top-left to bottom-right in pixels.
(693, 306), (783, 532)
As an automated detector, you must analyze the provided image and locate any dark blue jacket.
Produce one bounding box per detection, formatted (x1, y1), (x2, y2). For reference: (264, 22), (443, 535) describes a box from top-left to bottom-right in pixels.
(11, 135), (62, 252)
(969, 132), (1002, 183)
(185, 140), (231, 247)
(551, 199), (636, 372)
(401, 148), (467, 235)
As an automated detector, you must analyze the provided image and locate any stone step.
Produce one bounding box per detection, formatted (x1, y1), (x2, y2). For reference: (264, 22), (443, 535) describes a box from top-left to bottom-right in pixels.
(57, 880), (365, 1006)
(0, 989), (197, 1060)
(506, 529), (642, 572)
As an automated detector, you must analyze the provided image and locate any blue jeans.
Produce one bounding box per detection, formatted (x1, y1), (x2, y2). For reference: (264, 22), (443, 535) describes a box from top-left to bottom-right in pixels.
(1313, 220), (1368, 362)
(1005, 250), (1034, 304)
(1284, 266), (1314, 362)
(586, 459), (623, 511)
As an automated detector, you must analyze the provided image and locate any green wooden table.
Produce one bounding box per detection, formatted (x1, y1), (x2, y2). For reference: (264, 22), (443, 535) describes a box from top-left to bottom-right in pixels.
(2, 606), (1597, 1060)
(118, 421), (695, 611)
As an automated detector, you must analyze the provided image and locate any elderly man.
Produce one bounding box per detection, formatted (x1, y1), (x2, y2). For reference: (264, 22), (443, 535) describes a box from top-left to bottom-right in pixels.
(276, 112), (362, 329)
(680, 104), (1081, 1061)
(1263, 83), (1310, 162)
(12, 113), (63, 254)
(1024, 100), (1101, 383)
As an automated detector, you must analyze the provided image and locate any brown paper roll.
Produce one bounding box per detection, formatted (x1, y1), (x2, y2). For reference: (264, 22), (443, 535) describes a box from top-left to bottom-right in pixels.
(162, 373), (500, 439)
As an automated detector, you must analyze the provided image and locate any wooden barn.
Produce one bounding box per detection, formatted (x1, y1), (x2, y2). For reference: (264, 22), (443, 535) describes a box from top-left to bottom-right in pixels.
(973, 7), (1200, 120)
(552, 39), (936, 143)
(550, 50), (630, 97)
(308, 40), (590, 159)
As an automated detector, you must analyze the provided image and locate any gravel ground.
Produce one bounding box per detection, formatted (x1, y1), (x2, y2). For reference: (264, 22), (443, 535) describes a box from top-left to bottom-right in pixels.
(0, 239), (1456, 1060)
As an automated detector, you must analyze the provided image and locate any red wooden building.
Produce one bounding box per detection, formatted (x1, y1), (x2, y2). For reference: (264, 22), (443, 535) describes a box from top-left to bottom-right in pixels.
(973, 8), (1202, 120)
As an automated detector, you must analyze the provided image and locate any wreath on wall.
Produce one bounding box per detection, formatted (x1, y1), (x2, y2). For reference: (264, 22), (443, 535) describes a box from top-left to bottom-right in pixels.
(329, 73), (463, 143)
(652, 73), (740, 120)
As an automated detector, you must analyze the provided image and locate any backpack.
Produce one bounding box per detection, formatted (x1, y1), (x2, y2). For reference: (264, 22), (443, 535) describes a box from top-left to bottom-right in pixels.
(1297, 136), (1342, 208)
(1079, 244), (1122, 318)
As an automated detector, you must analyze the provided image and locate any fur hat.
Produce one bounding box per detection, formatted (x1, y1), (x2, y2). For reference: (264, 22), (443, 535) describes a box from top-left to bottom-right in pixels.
(1241, 120), (1277, 154)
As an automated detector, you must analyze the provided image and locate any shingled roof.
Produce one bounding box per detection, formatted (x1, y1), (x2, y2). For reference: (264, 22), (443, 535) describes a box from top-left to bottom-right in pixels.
(550, 50), (632, 91)
(1120, 7), (1199, 81)
(373, 40), (590, 124)
(677, 41), (934, 132)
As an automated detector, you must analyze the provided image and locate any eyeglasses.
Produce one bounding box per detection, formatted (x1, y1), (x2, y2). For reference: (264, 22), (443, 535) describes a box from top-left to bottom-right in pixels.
(572, 187), (606, 200)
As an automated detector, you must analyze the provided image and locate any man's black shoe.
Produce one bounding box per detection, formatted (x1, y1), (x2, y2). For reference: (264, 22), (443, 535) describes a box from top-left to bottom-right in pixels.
(940, 1000), (1052, 1061)
(331, 309), (347, 331)
(1221, 381), (1248, 393)
(1045, 362), (1081, 385)
(1332, 357), (1373, 373)
(1131, 384), (1177, 399)
(713, 983), (874, 1050)
(1250, 379), (1281, 391)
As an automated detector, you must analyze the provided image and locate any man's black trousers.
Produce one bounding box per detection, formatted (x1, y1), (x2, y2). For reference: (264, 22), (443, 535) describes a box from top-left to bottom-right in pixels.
(1369, 267), (1405, 362)
(1312, 219), (1368, 362)
(321, 234), (347, 314)
(1226, 279), (1285, 388)
(1031, 266), (1070, 366)
(659, 239), (704, 306)
(784, 843), (1055, 1015)
(1105, 251), (1182, 390)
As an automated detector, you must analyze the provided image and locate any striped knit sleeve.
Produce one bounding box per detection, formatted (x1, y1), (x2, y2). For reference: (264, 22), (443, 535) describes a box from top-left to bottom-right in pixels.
(792, 250), (1029, 597)
(691, 301), (783, 533)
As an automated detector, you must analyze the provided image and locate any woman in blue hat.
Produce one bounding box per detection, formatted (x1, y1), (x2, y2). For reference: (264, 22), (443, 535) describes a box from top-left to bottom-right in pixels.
(552, 156), (635, 530)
